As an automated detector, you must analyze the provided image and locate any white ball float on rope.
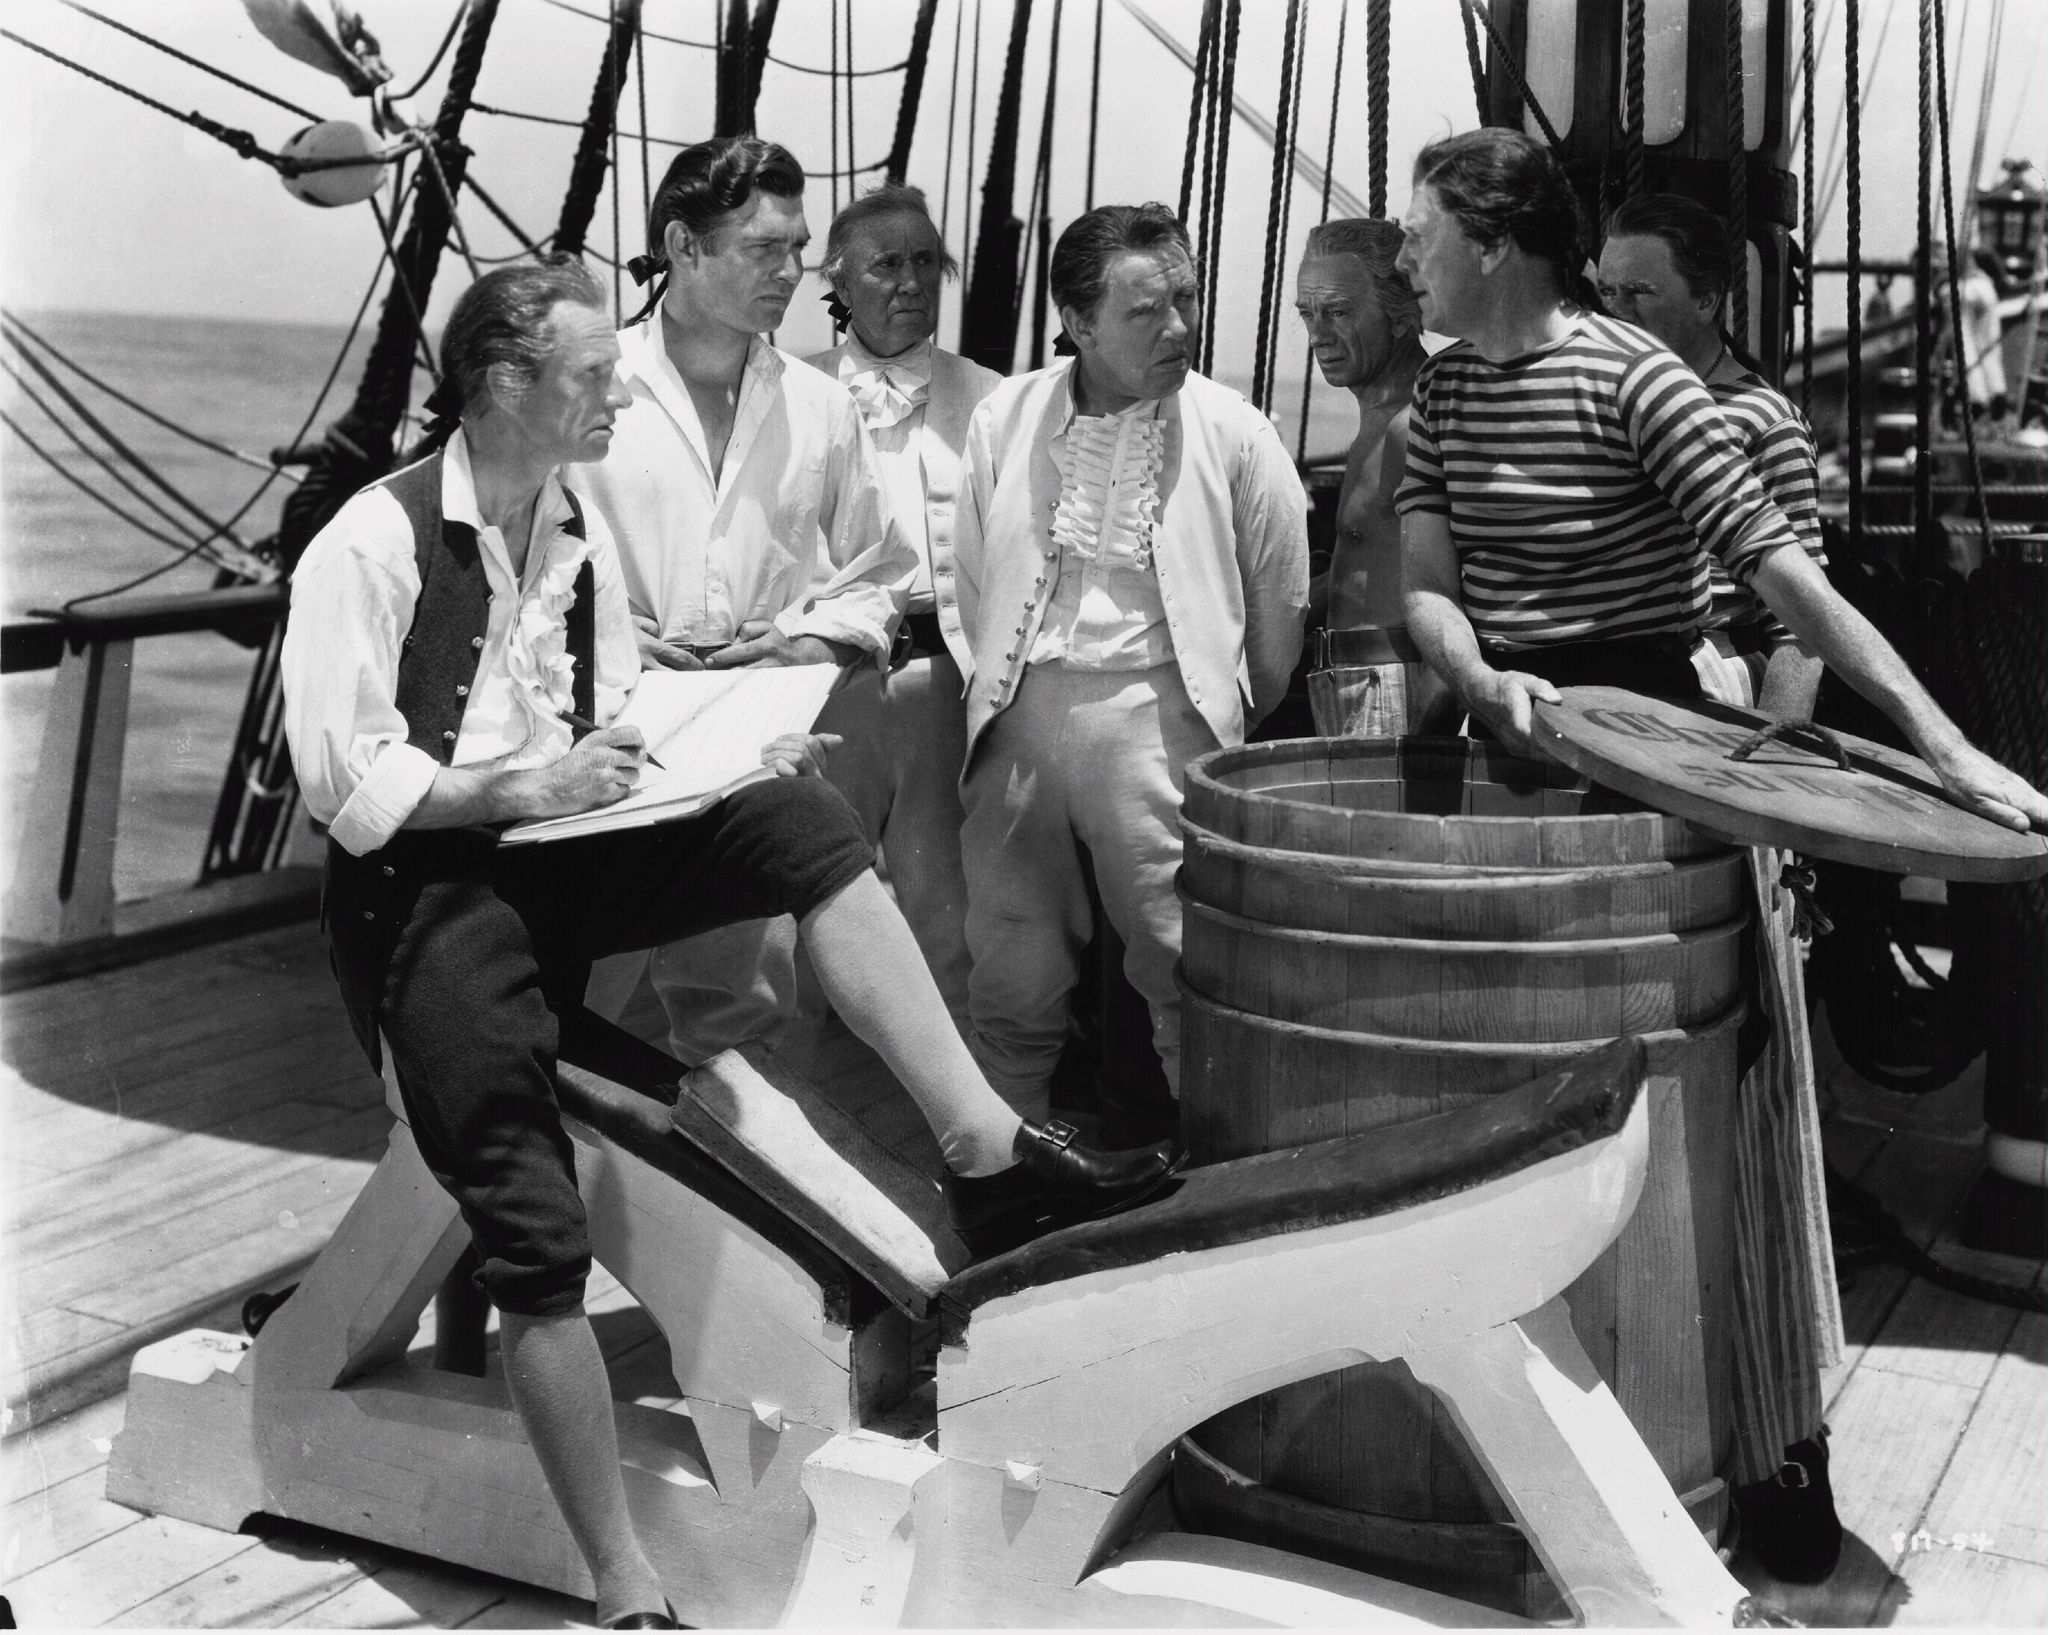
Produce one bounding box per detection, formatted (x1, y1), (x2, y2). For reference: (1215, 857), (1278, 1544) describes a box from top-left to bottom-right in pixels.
(278, 119), (389, 207)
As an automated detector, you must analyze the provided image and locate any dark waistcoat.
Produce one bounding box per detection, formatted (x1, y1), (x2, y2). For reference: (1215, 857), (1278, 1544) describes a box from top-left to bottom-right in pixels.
(320, 449), (599, 1066)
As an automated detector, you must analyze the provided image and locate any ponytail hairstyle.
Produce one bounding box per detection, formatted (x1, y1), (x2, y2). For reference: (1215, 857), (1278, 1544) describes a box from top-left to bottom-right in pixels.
(1411, 128), (1601, 312)
(413, 254), (607, 457)
(1603, 191), (1763, 370)
(626, 135), (807, 323)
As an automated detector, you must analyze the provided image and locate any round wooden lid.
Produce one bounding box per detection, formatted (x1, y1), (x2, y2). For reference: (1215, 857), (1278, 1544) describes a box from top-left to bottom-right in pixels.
(1529, 687), (2048, 882)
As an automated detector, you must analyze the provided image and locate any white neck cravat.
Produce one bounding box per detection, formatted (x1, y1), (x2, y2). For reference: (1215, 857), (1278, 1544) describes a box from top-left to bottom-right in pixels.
(838, 334), (933, 433)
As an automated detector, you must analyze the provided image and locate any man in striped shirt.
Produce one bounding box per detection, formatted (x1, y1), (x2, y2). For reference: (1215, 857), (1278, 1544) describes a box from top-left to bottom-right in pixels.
(1597, 192), (1825, 716)
(1393, 129), (2046, 836)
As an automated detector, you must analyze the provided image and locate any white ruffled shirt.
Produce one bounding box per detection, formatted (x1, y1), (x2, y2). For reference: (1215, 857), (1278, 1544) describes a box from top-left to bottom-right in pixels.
(283, 430), (638, 856)
(1028, 396), (1175, 670)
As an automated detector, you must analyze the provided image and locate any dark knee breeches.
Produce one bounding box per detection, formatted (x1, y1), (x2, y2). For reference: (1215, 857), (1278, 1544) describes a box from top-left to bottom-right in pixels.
(324, 775), (871, 1315)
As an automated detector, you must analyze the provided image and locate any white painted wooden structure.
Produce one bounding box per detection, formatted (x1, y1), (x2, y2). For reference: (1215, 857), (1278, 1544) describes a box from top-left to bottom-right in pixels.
(106, 1035), (1757, 1628)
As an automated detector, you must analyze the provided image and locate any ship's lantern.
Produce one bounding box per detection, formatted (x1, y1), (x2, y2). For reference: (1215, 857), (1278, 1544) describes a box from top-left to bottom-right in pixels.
(1975, 158), (2043, 290)
(278, 119), (388, 208)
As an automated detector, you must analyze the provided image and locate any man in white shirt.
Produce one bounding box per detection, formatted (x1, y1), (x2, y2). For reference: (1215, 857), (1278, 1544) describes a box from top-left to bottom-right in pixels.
(285, 261), (1173, 1624)
(804, 182), (1003, 1031)
(951, 203), (1310, 1121)
(572, 137), (919, 1062)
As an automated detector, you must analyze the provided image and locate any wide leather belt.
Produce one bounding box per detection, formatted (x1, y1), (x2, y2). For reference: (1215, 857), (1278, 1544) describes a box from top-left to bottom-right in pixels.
(893, 609), (946, 664)
(1314, 624), (1427, 667)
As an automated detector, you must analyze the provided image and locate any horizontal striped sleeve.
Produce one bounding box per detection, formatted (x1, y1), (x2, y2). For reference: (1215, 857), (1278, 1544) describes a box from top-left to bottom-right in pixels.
(1616, 345), (1801, 590)
(1705, 377), (1827, 646)
(1393, 353), (1451, 516)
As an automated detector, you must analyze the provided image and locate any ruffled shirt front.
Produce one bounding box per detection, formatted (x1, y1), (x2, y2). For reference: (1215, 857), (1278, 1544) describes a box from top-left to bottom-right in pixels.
(837, 334), (933, 433)
(1029, 397), (1175, 671)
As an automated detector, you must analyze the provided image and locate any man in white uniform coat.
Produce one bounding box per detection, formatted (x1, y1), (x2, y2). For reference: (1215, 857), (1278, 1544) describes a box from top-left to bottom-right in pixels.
(949, 203), (1309, 1120)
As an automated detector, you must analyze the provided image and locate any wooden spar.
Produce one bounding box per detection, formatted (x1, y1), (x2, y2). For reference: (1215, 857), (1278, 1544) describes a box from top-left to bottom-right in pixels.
(958, 0), (1034, 370)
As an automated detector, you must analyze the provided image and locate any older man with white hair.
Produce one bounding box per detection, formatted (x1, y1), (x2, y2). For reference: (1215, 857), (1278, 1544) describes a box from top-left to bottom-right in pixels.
(802, 182), (1002, 1031)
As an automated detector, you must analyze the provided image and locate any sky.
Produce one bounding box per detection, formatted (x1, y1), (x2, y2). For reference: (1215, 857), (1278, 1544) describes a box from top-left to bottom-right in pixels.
(1, 0), (2043, 376)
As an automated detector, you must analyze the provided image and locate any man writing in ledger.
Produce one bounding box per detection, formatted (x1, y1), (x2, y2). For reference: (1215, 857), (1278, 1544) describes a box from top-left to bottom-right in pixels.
(284, 258), (1171, 1630)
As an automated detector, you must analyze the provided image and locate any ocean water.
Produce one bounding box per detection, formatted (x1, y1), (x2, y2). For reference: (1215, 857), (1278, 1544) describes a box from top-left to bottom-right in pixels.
(2, 309), (381, 903)
(0, 307), (1355, 907)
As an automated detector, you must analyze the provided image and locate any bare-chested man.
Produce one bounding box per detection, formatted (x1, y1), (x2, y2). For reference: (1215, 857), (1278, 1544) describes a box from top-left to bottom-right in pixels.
(1296, 218), (1455, 735)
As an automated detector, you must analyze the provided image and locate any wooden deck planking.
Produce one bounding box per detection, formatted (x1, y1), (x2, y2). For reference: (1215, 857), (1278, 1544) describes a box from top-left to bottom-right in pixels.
(1918, 1313), (2048, 1568)
(1880, 1546), (2048, 1627)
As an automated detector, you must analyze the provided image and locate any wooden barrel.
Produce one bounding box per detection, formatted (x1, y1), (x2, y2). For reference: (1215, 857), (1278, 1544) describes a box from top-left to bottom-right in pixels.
(1180, 820), (1746, 940)
(1180, 890), (1742, 1041)
(1174, 737), (1744, 1617)
(1183, 735), (1722, 868)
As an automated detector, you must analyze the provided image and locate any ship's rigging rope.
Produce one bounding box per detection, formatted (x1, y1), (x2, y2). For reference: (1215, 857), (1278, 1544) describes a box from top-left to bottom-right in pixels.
(391, 0), (472, 103)
(885, 0), (941, 185)
(1085, 0), (1104, 210)
(963, 0), (984, 266)
(531, 0), (903, 77)
(1930, 0), (1996, 557)
(1815, 0), (1895, 240)
(1458, 0), (1563, 153)
(1296, 0), (1349, 465)
(1016, 0), (1066, 370)
(0, 349), (256, 566)
(1800, 0), (1817, 418)
(1457, 0), (1486, 125)
(1, 311), (300, 484)
(0, 27), (414, 183)
(553, 0), (639, 259)
(1725, 0), (1750, 346)
(939, 0), (966, 238)
(1176, 0), (1215, 227)
(1623, 0), (1646, 197)
(1199, 0), (1242, 374)
(1364, 0), (1388, 220)
(1844, 0), (1864, 552)
(1249, 0), (1306, 415)
(49, 0), (318, 120)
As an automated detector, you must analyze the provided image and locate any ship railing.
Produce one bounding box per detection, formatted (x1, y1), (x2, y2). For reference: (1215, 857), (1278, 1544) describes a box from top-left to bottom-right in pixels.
(2, 585), (295, 968)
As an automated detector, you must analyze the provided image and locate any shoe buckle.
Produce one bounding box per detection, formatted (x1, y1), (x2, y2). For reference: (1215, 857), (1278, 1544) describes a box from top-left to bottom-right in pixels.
(1776, 1460), (1811, 1491)
(1038, 1118), (1079, 1152)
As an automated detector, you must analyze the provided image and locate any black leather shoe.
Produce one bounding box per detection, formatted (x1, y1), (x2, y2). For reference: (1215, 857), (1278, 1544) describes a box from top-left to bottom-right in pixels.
(943, 1118), (1177, 1257)
(1734, 1433), (1843, 1584)
(606, 1598), (679, 1629)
